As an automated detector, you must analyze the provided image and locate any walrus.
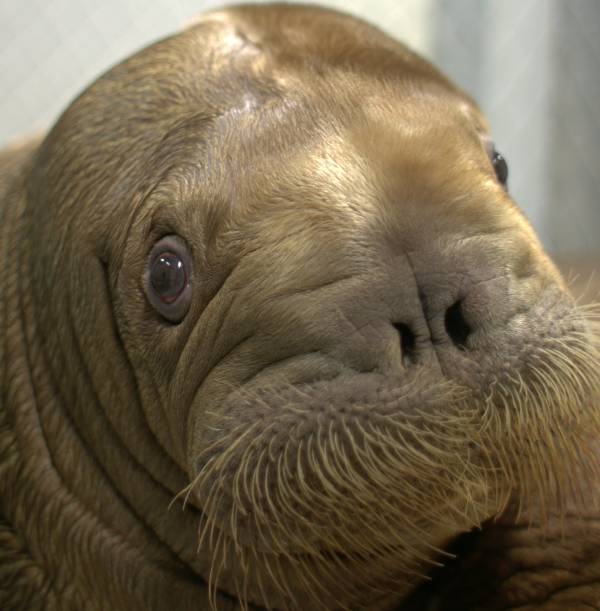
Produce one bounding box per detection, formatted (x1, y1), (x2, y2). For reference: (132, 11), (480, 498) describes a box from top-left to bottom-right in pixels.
(1, 3), (599, 610)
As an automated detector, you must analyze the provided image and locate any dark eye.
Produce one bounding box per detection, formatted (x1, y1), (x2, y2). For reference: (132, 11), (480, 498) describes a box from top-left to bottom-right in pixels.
(491, 148), (508, 187)
(151, 252), (186, 302)
(145, 235), (192, 322)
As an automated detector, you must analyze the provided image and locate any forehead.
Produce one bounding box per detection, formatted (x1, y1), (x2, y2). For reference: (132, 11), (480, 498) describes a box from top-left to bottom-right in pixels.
(196, 86), (489, 210)
(149, 88), (504, 273)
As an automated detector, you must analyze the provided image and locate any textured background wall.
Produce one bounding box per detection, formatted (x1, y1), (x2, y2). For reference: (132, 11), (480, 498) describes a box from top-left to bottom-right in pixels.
(1, 0), (599, 256)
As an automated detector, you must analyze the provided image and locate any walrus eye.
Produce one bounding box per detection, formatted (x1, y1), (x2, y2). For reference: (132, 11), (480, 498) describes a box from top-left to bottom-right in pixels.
(151, 253), (186, 301)
(145, 235), (192, 322)
(491, 148), (508, 187)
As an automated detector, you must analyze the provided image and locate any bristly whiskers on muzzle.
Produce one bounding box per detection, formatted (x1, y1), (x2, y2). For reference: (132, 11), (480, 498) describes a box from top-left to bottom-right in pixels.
(180, 303), (600, 611)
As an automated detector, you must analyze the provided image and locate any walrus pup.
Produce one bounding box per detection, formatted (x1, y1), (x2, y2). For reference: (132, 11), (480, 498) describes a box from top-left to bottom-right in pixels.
(1, 4), (599, 610)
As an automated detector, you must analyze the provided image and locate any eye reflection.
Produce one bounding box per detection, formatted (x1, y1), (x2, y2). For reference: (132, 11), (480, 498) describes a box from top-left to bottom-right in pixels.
(150, 252), (187, 303)
(145, 235), (192, 323)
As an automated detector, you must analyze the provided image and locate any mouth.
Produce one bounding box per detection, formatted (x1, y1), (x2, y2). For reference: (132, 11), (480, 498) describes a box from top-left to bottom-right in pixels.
(393, 520), (494, 611)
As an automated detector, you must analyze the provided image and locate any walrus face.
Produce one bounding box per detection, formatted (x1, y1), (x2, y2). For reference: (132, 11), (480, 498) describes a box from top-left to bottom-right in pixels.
(26, 4), (600, 611)
(174, 108), (599, 609)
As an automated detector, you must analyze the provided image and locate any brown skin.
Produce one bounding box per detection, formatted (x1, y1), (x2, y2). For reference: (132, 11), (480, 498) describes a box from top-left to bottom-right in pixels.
(0, 4), (599, 611)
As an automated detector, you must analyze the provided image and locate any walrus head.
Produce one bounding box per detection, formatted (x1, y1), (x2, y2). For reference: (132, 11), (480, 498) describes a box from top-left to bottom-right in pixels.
(20, 3), (600, 610)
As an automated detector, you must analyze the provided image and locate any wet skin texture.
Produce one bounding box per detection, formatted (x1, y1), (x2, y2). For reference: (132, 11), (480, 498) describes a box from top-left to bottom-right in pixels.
(1, 4), (600, 611)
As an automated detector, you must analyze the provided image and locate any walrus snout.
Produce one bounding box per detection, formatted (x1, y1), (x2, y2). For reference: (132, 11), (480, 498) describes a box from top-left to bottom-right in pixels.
(386, 255), (522, 368)
(378, 243), (556, 373)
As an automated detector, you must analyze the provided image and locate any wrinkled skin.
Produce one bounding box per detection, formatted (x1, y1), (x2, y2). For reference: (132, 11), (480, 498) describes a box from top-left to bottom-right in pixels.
(1, 4), (599, 611)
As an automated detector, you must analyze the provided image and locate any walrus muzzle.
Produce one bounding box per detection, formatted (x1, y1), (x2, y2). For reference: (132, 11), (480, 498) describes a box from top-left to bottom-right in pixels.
(186, 275), (599, 609)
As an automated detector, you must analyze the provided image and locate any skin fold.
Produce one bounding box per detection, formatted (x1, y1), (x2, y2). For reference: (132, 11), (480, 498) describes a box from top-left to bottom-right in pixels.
(0, 4), (599, 610)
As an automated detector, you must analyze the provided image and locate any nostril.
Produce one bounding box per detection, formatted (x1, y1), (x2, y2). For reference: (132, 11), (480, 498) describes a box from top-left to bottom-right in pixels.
(445, 300), (471, 350)
(393, 322), (417, 366)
